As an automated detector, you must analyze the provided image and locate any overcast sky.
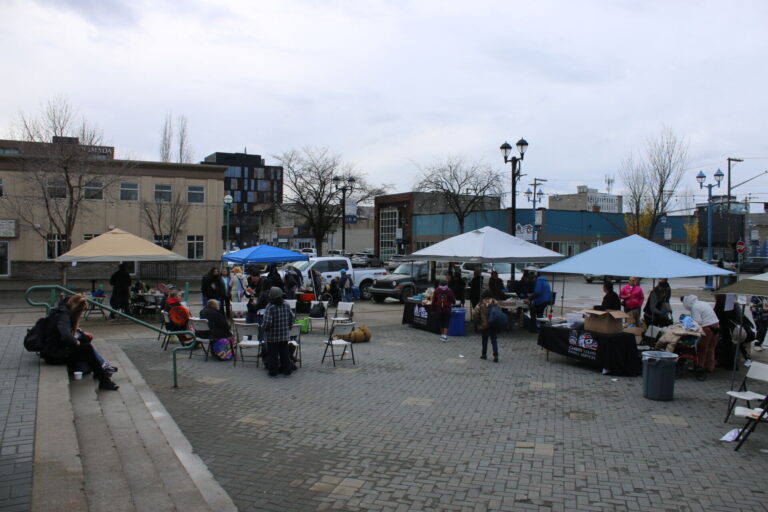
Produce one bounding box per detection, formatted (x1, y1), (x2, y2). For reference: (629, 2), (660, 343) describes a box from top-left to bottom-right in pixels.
(2, 0), (767, 211)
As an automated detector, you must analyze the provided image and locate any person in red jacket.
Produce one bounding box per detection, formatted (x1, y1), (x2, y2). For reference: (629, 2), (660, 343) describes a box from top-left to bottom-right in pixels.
(619, 277), (644, 326)
(432, 280), (456, 342)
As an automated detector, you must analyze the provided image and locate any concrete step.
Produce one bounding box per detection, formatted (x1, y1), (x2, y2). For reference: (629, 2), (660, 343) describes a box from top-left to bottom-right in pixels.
(66, 339), (236, 512)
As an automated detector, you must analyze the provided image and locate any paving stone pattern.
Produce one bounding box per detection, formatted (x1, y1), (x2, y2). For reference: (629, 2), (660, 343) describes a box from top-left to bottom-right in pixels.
(0, 328), (37, 512)
(121, 324), (768, 512)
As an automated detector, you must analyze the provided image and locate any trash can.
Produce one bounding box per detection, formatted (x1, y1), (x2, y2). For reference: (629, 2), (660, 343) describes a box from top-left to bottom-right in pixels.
(448, 307), (466, 336)
(642, 351), (679, 401)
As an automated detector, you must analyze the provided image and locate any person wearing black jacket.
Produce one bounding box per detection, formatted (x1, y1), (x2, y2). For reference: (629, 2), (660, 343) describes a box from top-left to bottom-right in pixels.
(201, 268), (226, 305)
(246, 281), (271, 323)
(601, 282), (622, 310)
(199, 299), (233, 340)
(109, 263), (131, 319)
(469, 269), (483, 309)
(488, 270), (505, 300)
(448, 270), (466, 306)
(41, 294), (119, 390)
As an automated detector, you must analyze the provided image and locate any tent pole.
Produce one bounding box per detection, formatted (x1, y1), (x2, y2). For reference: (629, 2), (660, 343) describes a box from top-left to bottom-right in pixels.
(560, 273), (565, 316)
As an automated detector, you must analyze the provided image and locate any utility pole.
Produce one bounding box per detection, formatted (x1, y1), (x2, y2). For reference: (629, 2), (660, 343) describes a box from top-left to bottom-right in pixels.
(727, 157), (743, 211)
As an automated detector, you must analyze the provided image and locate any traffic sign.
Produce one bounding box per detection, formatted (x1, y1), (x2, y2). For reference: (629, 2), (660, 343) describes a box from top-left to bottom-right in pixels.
(736, 240), (746, 254)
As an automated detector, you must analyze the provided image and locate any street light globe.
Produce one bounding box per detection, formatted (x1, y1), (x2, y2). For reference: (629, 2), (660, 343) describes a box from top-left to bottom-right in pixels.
(500, 141), (512, 160)
(696, 171), (706, 186)
(224, 194), (233, 205)
(516, 138), (529, 156)
(525, 188), (533, 200)
(714, 168), (724, 183)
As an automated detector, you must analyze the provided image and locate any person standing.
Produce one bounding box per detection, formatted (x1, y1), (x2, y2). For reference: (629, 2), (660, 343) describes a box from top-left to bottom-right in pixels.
(473, 291), (500, 362)
(108, 263), (131, 320)
(283, 265), (300, 300)
(202, 268), (225, 308)
(528, 273), (552, 332)
(261, 287), (296, 377)
(643, 278), (672, 327)
(488, 270), (505, 300)
(448, 270), (466, 306)
(220, 268), (232, 317)
(431, 280), (456, 342)
(750, 296), (768, 352)
(601, 282), (622, 310)
(620, 277), (644, 326)
(229, 266), (249, 303)
(681, 295), (720, 374)
(338, 269), (354, 302)
(469, 269), (483, 310)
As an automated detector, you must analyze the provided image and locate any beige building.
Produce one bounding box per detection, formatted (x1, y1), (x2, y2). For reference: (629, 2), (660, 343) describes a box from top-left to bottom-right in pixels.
(0, 138), (226, 282)
(548, 185), (623, 213)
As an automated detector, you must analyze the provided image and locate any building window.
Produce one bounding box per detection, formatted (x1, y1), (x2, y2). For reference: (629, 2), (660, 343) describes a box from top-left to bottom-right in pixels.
(83, 233), (100, 241)
(379, 209), (399, 262)
(257, 180), (271, 191)
(120, 182), (138, 201)
(0, 241), (8, 276)
(154, 184), (172, 202)
(46, 233), (67, 260)
(0, 148), (19, 155)
(187, 185), (204, 203)
(84, 181), (103, 200)
(544, 241), (581, 257)
(153, 235), (171, 248)
(415, 241), (433, 250)
(187, 235), (204, 259)
(247, 191), (254, 203)
(233, 191), (242, 202)
(46, 179), (67, 199)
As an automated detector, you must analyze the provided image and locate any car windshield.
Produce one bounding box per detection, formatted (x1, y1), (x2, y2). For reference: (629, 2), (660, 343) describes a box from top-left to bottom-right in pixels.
(293, 260), (311, 271)
(484, 263), (511, 273)
(393, 263), (423, 275)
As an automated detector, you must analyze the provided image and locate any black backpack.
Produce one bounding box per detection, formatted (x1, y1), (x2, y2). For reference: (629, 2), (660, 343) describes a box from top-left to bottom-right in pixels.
(24, 317), (47, 352)
(309, 302), (326, 318)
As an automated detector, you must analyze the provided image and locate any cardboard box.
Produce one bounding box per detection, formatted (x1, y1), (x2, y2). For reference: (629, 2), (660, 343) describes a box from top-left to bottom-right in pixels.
(582, 309), (630, 334)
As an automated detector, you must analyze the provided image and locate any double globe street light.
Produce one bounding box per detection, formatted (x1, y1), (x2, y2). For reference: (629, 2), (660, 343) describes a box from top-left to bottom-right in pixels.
(223, 194), (233, 252)
(696, 168), (724, 290)
(333, 175), (356, 253)
(500, 138), (529, 234)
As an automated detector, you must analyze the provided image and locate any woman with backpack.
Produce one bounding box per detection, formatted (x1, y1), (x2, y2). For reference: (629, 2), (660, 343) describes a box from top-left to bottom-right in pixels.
(473, 291), (500, 362)
(431, 280), (456, 342)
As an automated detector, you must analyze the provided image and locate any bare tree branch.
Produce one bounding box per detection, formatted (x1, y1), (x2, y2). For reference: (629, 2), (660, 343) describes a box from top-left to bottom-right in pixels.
(139, 191), (191, 249)
(177, 115), (193, 164)
(160, 113), (173, 162)
(415, 156), (503, 232)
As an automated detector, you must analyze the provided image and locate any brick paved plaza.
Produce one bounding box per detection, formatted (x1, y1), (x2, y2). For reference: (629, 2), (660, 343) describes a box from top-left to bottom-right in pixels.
(119, 313), (768, 512)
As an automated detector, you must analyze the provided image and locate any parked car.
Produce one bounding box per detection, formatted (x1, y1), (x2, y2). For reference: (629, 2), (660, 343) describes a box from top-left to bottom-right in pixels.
(351, 252), (382, 267)
(740, 257), (768, 273)
(369, 262), (431, 303)
(290, 256), (387, 299)
(386, 254), (407, 271)
(298, 247), (317, 258)
(458, 262), (522, 284)
(583, 274), (642, 284)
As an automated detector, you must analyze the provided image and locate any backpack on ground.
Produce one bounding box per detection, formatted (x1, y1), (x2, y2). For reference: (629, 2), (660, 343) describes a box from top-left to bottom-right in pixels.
(487, 305), (508, 330)
(309, 302), (326, 318)
(23, 317), (47, 352)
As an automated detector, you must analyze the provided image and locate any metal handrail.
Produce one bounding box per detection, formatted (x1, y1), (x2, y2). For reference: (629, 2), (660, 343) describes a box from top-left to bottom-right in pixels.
(24, 285), (196, 388)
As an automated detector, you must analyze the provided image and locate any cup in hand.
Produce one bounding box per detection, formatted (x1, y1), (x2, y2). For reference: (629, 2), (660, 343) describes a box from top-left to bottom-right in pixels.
(73, 371), (83, 380)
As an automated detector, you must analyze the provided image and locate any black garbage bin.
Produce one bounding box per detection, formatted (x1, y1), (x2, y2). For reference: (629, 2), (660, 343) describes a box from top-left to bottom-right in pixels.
(642, 351), (679, 401)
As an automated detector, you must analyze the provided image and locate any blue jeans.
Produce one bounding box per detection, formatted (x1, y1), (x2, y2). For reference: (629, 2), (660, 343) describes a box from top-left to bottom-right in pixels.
(481, 328), (498, 356)
(341, 289), (353, 302)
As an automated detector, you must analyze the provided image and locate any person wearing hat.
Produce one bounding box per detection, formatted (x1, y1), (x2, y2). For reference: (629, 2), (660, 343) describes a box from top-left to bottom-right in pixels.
(338, 268), (355, 303)
(261, 286), (296, 376)
(472, 290), (500, 362)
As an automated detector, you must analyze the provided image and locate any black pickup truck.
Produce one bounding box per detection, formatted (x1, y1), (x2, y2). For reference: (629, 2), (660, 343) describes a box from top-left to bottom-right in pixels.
(369, 261), (433, 303)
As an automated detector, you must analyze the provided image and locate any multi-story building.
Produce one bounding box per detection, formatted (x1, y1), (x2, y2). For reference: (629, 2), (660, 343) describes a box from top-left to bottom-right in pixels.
(202, 152), (283, 248)
(0, 137), (226, 282)
(548, 185), (623, 213)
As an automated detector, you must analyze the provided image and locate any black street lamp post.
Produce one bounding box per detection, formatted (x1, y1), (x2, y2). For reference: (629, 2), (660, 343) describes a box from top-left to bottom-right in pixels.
(500, 138), (529, 235)
(333, 176), (356, 253)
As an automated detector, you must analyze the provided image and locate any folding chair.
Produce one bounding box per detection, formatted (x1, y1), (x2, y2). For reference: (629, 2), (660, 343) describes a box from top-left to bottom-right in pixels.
(84, 296), (108, 321)
(188, 318), (211, 361)
(159, 310), (171, 349)
(733, 396), (768, 451)
(285, 299), (297, 315)
(308, 300), (330, 333)
(330, 301), (354, 329)
(289, 324), (302, 368)
(235, 322), (263, 367)
(231, 301), (248, 320)
(725, 361), (768, 422)
(143, 294), (161, 318)
(322, 322), (355, 366)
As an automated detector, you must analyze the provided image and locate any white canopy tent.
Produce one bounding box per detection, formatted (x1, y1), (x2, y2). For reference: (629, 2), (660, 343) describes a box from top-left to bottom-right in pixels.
(539, 235), (733, 278)
(407, 226), (564, 263)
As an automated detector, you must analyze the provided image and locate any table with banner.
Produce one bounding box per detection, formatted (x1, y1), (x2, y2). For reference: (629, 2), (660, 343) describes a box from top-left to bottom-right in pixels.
(536, 326), (642, 376)
(402, 298), (441, 333)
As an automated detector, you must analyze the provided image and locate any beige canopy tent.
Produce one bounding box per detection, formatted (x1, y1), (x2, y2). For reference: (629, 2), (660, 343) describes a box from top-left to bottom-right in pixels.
(55, 228), (186, 262)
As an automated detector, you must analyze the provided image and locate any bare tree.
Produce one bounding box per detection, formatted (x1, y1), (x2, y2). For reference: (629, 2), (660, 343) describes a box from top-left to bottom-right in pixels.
(139, 192), (191, 250)
(158, 113), (193, 163)
(2, 97), (127, 284)
(620, 127), (688, 238)
(275, 147), (387, 255)
(415, 156), (503, 233)
(160, 113), (173, 162)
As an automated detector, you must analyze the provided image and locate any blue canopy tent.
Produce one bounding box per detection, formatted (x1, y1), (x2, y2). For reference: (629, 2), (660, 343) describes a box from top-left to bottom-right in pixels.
(222, 245), (309, 264)
(539, 235), (734, 279)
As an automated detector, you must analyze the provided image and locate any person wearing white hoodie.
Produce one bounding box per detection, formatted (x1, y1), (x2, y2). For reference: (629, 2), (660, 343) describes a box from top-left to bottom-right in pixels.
(681, 295), (720, 373)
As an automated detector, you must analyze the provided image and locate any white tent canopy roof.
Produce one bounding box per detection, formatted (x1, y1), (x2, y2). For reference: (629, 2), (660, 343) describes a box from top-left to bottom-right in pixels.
(539, 234), (733, 278)
(407, 226), (564, 263)
(56, 228), (186, 262)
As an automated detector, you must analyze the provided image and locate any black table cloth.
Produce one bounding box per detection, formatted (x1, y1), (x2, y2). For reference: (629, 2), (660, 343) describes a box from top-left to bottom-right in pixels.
(402, 299), (441, 333)
(537, 326), (642, 376)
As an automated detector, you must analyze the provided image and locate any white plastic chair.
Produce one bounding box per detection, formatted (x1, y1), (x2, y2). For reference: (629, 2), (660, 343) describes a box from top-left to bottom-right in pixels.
(189, 318), (211, 361)
(285, 299), (297, 314)
(308, 300), (330, 333)
(289, 324), (302, 368)
(231, 301), (248, 319)
(322, 322), (355, 366)
(330, 301), (354, 329)
(725, 361), (768, 422)
(159, 310), (172, 350)
(235, 322), (263, 367)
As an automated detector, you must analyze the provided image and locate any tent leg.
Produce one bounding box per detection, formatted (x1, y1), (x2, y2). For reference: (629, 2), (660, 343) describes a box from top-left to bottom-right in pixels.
(560, 274), (565, 316)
